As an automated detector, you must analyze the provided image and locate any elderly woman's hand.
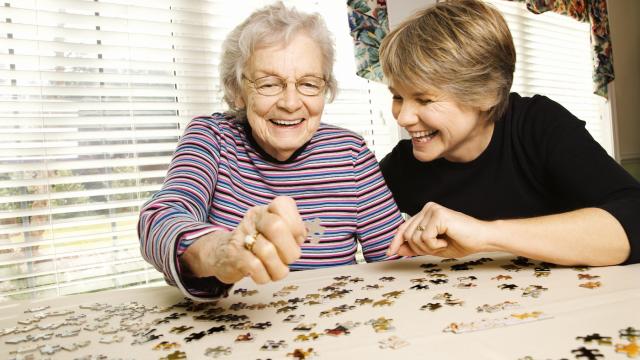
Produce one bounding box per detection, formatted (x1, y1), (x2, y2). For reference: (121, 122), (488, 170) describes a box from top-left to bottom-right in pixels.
(387, 202), (494, 259)
(181, 196), (307, 285)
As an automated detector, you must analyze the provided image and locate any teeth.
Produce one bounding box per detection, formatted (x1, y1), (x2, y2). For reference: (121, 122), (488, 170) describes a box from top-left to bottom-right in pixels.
(271, 119), (304, 126)
(411, 130), (438, 138)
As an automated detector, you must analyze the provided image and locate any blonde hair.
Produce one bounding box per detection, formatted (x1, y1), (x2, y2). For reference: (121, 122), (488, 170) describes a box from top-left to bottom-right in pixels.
(379, 0), (515, 122)
(220, 2), (337, 117)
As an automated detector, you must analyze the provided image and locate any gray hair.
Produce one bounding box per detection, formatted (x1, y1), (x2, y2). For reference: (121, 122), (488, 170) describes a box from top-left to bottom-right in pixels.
(220, 2), (337, 117)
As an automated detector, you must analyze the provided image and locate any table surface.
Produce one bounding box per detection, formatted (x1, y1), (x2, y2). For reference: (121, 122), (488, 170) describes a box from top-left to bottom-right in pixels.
(1, 253), (639, 359)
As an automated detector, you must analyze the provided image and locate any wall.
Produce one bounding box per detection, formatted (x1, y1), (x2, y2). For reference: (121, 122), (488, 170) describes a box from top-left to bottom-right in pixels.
(608, 0), (640, 180)
(387, 0), (436, 28)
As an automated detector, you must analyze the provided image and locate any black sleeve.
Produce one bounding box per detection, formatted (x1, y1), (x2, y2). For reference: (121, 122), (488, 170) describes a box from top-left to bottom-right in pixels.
(380, 142), (407, 211)
(527, 96), (640, 264)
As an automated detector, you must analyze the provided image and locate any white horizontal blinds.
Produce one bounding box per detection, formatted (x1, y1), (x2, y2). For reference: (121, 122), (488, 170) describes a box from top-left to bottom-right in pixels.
(0, 0), (252, 301)
(487, 0), (613, 155)
(0, 0), (397, 300)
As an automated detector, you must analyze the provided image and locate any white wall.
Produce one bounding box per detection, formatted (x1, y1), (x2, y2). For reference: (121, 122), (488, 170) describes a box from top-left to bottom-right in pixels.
(608, 0), (640, 167)
(387, 0), (436, 29)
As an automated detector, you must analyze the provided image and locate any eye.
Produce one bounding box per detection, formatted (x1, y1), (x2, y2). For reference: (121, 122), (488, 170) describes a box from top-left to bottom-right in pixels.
(392, 95), (402, 102)
(299, 82), (320, 90)
(417, 98), (433, 105)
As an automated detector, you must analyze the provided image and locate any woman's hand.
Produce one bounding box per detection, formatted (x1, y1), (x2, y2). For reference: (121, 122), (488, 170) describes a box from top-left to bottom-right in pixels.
(387, 202), (494, 259)
(181, 196), (307, 285)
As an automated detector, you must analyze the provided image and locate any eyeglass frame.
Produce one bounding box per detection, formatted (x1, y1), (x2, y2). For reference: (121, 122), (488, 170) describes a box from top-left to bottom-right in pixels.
(242, 74), (327, 97)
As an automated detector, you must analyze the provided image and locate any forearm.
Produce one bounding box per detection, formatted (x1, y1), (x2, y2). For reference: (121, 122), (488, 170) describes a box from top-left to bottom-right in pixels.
(485, 208), (630, 266)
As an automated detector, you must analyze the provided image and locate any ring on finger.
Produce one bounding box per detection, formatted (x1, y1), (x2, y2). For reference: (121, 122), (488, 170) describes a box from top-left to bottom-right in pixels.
(416, 225), (426, 232)
(244, 232), (259, 253)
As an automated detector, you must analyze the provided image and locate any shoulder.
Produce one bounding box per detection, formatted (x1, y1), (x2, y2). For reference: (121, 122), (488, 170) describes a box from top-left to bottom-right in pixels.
(184, 113), (247, 146)
(505, 93), (586, 133)
(380, 140), (414, 170)
(189, 113), (243, 134)
(310, 123), (368, 151)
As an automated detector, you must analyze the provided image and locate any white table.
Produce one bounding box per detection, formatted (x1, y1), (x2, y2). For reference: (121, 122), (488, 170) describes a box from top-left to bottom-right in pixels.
(1, 253), (639, 359)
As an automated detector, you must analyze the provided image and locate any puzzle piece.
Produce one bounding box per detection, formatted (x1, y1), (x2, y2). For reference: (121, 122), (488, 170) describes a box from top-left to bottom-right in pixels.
(578, 274), (600, 280)
(160, 350), (187, 360)
(366, 317), (395, 332)
(287, 348), (317, 359)
(372, 299), (394, 307)
(184, 331), (206, 342)
(205, 346), (232, 358)
(420, 303), (442, 311)
(615, 342), (640, 358)
(579, 281), (602, 289)
(410, 284), (430, 290)
(283, 314), (305, 323)
(294, 332), (322, 341)
(355, 298), (374, 305)
(382, 291), (404, 299)
(576, 333), (612, 345)
(620, 327), (640, 342)
(293, 323), (316, 332)
(235, 332), (254, 342)
(491, 275), (512, 281)
(304, 218), (326, 244)
(153, 341), (181, 350)
(325, 325), (350, 336)
(379, 335), (409, 350)
(571, 347), (603, 359)
(261, 339), (287, 351)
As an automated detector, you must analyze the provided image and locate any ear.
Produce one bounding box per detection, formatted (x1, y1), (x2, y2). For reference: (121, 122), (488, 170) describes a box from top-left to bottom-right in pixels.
(234, 94), (246, 109)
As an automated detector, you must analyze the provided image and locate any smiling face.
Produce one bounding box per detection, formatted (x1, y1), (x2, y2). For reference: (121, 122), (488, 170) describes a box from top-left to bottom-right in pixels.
(389, 82), (494, 163)
(236, 33), (326, 161)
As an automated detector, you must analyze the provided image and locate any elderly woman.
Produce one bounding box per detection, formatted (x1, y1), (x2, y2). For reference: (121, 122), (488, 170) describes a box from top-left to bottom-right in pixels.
(379, 0), (640, 266)
(138, 3), (403, 300)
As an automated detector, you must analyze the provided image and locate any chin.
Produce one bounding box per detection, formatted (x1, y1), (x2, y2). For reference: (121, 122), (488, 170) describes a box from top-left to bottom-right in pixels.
(412, 149), (439, 163)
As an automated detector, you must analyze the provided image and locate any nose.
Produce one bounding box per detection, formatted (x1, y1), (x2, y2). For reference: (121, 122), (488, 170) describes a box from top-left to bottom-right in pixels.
(395, 102), (418, 128)
(277, 83), (303, 112)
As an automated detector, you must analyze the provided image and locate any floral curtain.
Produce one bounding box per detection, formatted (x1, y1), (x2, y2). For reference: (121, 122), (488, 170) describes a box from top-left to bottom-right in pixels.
(347, 0), (389, 82)
(508, 0), (613, 98)
(346, 0), (614, 98)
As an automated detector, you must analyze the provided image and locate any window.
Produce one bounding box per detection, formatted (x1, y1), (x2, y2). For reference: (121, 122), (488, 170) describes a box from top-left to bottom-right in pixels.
(487, 0), (614, 155)
(0, 0), (398, 300)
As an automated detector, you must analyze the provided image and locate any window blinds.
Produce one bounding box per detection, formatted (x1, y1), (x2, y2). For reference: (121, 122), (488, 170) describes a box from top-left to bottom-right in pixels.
(0, 0), (398, 300)
(487, 0), (614, 155)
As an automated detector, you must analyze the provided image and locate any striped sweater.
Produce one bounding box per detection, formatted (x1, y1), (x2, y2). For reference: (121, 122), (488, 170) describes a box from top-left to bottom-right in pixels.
(138, 114), (404, 300)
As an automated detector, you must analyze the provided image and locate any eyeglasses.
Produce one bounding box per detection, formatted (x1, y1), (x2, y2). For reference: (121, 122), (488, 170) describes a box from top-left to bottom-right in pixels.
(243, 75), (326, 96)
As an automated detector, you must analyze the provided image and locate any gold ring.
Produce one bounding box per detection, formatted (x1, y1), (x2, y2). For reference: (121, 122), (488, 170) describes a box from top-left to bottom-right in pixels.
(416, 225), (426, 232)
(244, 232), (258, 252)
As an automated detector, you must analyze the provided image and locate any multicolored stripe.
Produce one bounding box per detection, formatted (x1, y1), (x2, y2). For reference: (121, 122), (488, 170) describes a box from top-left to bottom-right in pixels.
(138, 114), (403, 300)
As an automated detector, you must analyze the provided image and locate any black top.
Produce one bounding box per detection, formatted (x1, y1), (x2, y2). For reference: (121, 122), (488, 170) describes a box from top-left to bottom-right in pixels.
(380, 93), (640, 264)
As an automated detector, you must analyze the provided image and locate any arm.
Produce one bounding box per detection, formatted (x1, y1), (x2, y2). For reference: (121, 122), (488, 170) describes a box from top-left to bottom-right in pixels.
(139, 118), (306, 300)
(388, 97), (640, 266)
(388, 202), (630, 266)
(138, 118), (229, 300)
(354, 140), (404, 262)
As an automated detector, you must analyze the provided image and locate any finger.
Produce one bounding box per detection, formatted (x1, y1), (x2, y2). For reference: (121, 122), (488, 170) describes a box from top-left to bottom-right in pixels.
(238, 254), (271, 285)
(406, 235), (429, 255)
(256, 212), (301, 264)
(402, 213), (424, 241)
(396, 243), (418, 257)
(268, 196), (306, 244)
(387, 220), (409, 256)
(409, 212), (433, 254)
(422, 212), (449, 250)
(251, 233), (291, 281)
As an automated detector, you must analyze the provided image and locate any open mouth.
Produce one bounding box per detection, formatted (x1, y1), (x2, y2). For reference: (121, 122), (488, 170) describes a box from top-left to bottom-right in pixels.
(411, 129), (439, 143)
(269, 118), (305, 127)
